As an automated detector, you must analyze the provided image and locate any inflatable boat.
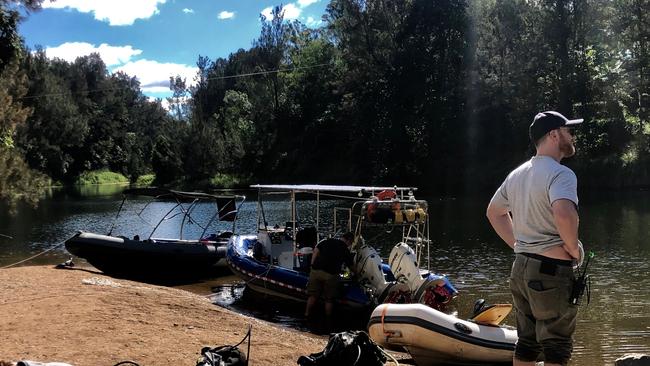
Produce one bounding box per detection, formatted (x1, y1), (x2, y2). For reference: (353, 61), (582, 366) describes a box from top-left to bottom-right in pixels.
(368, 303), (517, 365)
(66, 230), (231, 280)
(226, 233), (372, 308)
(65, 188), (245, 282)
(227, 185), (458, 308)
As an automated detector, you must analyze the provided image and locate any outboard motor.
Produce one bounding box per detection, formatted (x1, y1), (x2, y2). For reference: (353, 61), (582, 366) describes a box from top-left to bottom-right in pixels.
(389, 242), (456, 309)
(353, 244), (411, 304)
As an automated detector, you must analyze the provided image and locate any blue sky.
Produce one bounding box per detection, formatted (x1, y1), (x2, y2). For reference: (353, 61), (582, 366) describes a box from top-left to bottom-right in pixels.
(19, 0), (329, 100)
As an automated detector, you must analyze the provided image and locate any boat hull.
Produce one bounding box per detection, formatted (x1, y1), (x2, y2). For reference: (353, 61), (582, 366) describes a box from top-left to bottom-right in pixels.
(65, 231), (227, 281)
(226, 234), (371, 309)
(368, 303), (517, 365)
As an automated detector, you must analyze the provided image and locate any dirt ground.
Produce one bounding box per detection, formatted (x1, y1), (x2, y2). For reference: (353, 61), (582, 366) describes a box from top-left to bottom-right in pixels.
(0, 265), (324, 365)
(0, 265), (408, 366)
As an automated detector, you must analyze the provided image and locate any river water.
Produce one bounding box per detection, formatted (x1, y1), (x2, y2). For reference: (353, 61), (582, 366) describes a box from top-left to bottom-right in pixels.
(0, 185), (648, 365)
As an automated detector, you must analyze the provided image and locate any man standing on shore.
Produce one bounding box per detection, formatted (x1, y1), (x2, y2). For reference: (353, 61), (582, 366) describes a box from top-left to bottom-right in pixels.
(486, 111), (584, 365)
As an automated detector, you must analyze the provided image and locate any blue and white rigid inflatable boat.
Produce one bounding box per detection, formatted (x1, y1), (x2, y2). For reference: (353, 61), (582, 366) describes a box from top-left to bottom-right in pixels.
(226, 184), (458, 310)
(226, 233), (373, 308)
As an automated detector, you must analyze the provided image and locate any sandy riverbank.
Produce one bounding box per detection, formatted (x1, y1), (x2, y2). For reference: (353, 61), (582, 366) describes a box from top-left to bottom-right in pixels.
(0, 265), (344, 366)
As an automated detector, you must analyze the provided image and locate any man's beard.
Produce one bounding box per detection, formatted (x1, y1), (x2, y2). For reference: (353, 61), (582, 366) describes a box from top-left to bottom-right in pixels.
(559, 134), (576, 157)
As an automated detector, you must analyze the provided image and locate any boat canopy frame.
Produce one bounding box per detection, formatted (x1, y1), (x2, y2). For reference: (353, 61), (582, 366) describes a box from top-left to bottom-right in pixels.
(252, 184), (417, 237)
(251, 184), (431, 269)
(107, 187), (246, 240)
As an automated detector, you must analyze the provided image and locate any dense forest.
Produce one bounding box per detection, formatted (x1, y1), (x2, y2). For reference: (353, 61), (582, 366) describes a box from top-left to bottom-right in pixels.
(1, 0), (650, 211)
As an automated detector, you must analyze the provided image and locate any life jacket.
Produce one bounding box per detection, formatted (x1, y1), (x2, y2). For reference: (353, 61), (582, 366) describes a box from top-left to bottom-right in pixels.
(376, 190), (397, 201)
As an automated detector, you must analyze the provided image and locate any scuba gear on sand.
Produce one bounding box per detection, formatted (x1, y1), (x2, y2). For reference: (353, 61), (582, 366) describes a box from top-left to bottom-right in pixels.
(297, 331), (387, 366)
(197, 325), (251, 366)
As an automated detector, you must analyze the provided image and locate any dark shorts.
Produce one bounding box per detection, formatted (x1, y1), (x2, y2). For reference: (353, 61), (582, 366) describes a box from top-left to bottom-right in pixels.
(509, 253), (578, 365)
(306, 269), (340, 301)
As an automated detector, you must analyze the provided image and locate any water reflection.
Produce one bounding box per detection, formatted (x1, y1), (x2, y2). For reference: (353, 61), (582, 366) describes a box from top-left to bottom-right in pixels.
(208, 283), (311, 331)
(71, 183), (131, 198)
(1, 188), (649, 364)
(206, 280), (369, 334)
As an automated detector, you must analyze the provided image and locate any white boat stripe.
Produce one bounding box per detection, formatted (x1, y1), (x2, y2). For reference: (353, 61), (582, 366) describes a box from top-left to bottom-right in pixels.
(227, 258), (306, 293)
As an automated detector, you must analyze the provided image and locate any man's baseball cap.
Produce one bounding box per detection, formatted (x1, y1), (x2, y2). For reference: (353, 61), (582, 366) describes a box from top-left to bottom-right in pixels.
(529, 111), (583, 142)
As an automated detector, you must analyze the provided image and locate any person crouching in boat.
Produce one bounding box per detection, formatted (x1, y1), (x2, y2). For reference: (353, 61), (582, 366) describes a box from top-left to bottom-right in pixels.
(304, 232), (355, 326)
(487, 111), (584, 366)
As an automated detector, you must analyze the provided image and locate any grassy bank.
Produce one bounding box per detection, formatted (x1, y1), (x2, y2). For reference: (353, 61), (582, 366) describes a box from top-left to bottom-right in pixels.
(156, 173), (249, 191)
(134, 174), (155, 186)
(75, 170), (129, 185)
(70, 170), (247, 192)
(207, 173), (244, 189)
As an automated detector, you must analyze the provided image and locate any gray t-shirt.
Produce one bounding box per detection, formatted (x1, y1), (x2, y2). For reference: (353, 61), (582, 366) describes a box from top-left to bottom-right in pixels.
(489, 155), (578, 254)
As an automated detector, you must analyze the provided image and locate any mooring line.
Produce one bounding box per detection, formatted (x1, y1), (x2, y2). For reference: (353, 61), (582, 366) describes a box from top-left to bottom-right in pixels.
(0, 242), (66, 269)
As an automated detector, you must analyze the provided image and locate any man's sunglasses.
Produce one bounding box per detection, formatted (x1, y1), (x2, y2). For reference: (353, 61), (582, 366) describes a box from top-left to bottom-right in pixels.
(558, 127), (576, 136)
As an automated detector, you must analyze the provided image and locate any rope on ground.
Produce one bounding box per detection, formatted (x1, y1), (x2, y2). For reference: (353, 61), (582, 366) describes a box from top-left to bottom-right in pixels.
(381, 349), (400, 366)
(0, 234), (13, 239)
(0, 242), (65, 269)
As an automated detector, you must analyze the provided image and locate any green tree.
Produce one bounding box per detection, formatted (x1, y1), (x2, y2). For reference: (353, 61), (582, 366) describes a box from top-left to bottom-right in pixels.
(0, 0), (47, 213)
(0, 61), (48, 213)
(324, 0), (408, 182)
(19, 51), (90, 181)
(220, 90), (254, 170)
(603, 0), (650, 185)
(282, 32), (348, 181)
(167, 75), (190, 122)
(0, 0), (43, 72)
(389, 0), (471, 188)
(152, 130), (185, 184)
(255, 6), (290, 113)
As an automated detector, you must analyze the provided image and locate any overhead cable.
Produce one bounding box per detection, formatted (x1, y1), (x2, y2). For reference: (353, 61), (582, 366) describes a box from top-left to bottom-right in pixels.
(16, 62), (331, 101)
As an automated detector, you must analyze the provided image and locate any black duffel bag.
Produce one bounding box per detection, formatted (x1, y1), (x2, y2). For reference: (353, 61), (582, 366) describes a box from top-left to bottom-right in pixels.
(197, 344), (247, 366)
(297, 330), (386, 366)
(197, 325), (251, 366)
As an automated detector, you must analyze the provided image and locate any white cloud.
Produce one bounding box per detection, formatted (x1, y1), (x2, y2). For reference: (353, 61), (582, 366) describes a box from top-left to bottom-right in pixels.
(44, 42), (142, 66)
(218, 10), (235, 20)
(157, 97), (171, 110)
(261, 3), (301, 21)
(42, 0), (166, 26)
(298, 0), (319, 7)
(113, 59), (198, 94)
(282, 4), (301, 20)
(41, 42), (196, 96)
(306, 16), (322, 27)
(153, 95), (191, 111)
(260, 7), (273, 20)
(147, 95), (164, 106)
(182, 8), (194, 14)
